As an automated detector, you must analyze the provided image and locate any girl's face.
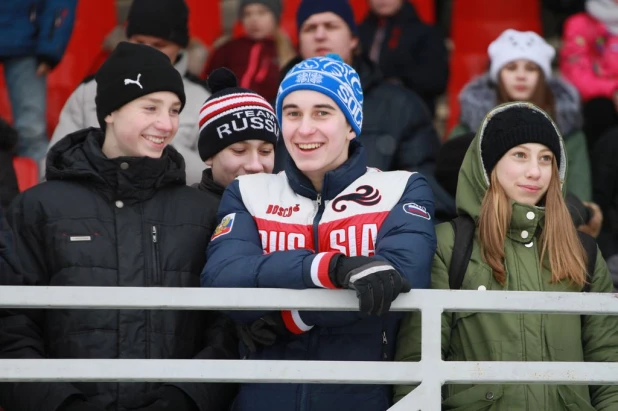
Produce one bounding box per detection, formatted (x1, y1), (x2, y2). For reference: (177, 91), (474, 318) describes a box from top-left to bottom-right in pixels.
(494, 143), (554, 206)
(281, 90), (355, 189)
(103, 91), (181, 159)
(241, 3), (277, 40)
(499, 59), (541, 101)
(206, 140), (275, 188)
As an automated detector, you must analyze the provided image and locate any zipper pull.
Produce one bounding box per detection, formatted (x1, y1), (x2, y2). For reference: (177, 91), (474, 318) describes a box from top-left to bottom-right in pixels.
(382, 331), (387, 345)
(316, 194), (322, 207)
(152, 226), (158, 243)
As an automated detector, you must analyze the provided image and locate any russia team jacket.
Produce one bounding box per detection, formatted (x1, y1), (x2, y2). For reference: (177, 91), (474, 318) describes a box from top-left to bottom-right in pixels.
(201, 140), (436, 411)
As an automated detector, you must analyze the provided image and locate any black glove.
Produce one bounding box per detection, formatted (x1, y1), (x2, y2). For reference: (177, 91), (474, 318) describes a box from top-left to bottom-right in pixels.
(125, 386), (198, 411)
(328, 255), (411, 316)
(58, 397), (105, 411)
(237, 313), (293, 353)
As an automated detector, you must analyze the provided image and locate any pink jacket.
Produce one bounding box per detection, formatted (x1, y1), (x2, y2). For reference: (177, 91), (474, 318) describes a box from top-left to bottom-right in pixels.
(560, 12), (618, 101)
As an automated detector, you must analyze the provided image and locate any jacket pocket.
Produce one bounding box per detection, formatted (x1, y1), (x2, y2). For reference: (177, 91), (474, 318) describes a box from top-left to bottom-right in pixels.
(442, 384), (503, 411)
(558, 386), (596, 411)
(151, 225), (161, 285)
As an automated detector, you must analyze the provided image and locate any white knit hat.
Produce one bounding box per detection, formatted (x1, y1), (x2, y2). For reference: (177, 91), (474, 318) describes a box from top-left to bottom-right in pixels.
(488, 29), (555, 83)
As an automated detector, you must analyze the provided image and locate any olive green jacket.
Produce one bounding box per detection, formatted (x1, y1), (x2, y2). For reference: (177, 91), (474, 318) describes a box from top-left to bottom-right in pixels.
(395, 103), (618, 410)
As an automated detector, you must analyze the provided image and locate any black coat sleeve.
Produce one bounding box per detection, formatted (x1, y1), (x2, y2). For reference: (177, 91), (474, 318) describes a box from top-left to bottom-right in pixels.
(168, 311), (239, 411)
(397, 26), (449, 100)
(0, 193), (82, 411)
(392, 88), (441, 176)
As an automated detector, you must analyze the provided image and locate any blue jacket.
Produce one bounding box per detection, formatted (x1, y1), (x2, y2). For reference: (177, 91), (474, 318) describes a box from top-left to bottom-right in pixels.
(0, 0), (77, 67)
(202, 140), (436, 411)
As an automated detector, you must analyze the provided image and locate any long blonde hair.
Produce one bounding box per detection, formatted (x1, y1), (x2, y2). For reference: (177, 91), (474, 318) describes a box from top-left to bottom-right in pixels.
(478, 160), (587, 287)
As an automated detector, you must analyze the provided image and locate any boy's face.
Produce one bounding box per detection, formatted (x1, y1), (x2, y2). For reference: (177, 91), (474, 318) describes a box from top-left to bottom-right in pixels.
(129, 34), (182, 63)
(103, 91), (181, 159)
(241, 3), (277, 40)
(281, 90), (355, 182)
(206, 140), (275, 187)
(298, 12), (358, 64)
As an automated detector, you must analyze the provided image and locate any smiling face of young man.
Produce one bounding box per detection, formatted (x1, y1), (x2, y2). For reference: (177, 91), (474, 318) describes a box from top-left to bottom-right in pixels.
(281, 89), (356, 191)
(298, 12), (358, 64)
(102, 91), (181, 159)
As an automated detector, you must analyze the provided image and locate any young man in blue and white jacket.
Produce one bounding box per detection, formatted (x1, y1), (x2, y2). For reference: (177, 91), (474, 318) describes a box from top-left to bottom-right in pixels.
(201, 54), (436, 411)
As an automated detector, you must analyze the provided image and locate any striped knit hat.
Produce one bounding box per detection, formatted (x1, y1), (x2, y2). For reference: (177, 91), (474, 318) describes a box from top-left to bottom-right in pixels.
(198, 68), (279, 161)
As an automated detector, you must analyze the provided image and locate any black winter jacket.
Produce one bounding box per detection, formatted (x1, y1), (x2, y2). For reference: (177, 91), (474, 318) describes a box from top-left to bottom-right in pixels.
(0, 118), (19, 210)
(358, 1), (449, 115)
(0, 128), (238, 411)
(275, 56), (455, 222)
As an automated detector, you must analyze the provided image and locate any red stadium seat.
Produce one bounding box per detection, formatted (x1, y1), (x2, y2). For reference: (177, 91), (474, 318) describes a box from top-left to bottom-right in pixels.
(13, 156), (39, 192)
(0, 66), (12, 125)
(446, 0), (542, 135)
(186, 0), (223, 47)
(46, 0), (117, 138)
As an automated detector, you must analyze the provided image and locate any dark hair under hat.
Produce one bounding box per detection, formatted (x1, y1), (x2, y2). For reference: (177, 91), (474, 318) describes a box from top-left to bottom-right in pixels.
(296, 0), (357, 35)
(239, 0), (282, 21)
(481, 105), (561, 175)
(198, 68), (279, 161)
(126, 0), (190, 48)
(95, 42), (186, 130)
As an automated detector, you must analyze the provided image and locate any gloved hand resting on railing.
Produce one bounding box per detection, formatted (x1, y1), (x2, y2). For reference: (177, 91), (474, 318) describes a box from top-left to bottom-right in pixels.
(125, 386), (198, 411)
(328, 255), (411, 316)
(237, 313), (294, 353)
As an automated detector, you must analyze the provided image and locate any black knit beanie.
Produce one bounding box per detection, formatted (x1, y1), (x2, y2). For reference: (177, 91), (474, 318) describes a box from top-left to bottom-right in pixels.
(95, 42), (186, 130)
(126, 0), (190, 48)
(481, 105), (561, 175)
(198, 68), (279, 161)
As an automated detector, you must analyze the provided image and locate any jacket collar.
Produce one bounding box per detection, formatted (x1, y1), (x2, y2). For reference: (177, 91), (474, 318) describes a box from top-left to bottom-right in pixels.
(46, 128), (186, 204)
(284, 139), (368, 201)
(197, 168), (225, 198)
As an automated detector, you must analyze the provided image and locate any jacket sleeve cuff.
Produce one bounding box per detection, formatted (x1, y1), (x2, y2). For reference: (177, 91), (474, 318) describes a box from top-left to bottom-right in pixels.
(303, 252), (340, 288)
(281, 310), (314, 334)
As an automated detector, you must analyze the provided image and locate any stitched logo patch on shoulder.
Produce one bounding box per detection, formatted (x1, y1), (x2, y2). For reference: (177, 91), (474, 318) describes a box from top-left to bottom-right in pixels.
(403, 203), (431, 220)
(212, 213), (236, 240)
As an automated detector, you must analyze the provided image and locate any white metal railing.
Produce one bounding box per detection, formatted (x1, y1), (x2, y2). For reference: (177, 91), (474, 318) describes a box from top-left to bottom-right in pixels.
(0, 287), (617, 410)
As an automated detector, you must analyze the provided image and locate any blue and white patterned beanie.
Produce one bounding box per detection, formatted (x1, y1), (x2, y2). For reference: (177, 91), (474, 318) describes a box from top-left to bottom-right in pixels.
(276, 54), (363, 137)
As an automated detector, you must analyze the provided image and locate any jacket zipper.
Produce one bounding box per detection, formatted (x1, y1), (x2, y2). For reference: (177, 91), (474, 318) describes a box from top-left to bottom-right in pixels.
(381, 330), (389, 360)
(151, 226), (161, 285)
(300, 193), (324, 411)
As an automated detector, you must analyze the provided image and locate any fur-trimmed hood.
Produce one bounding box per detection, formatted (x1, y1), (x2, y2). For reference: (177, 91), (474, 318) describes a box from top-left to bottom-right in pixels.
(458, 73), (583, 137)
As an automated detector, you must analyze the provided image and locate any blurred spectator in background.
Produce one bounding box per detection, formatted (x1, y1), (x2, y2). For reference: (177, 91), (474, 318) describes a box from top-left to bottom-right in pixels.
(204, 0), (295, 103)
(592, 125), (618, 291)
(0, 118), (19, 210)
(452, 29), (592, 202)
(276, 0), (454, 221)
(48, 0), (210, 185)
(358, 0), (448, 116)
(561, 0), (618, 151)
(0, 0), (76, 162)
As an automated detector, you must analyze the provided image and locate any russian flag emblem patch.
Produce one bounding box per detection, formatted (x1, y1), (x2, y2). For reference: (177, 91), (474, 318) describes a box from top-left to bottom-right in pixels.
(403, 203), (431, 220)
